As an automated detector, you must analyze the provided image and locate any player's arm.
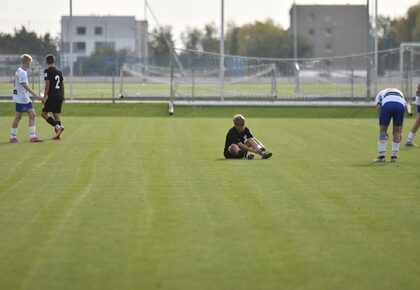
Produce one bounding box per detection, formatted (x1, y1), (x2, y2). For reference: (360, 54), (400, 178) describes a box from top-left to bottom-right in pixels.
(61, 81), (65, 101)
(376, 103), (381, 115)
(22, 83), (43, 101)
(406, 87), (416, 116)
(44, 79), (50, 102)
(374, 93), (381, 115)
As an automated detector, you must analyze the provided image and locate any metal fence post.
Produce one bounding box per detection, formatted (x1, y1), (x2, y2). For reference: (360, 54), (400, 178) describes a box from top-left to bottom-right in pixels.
(169, 52), (174, 115)
(119, 68), (124, 98)
(351, 68), (354, 101)
(112, 67), (115, 103)
(409, 48), (414, 101)
(191, 69), (195, 101)
(271, 64), (277, 100)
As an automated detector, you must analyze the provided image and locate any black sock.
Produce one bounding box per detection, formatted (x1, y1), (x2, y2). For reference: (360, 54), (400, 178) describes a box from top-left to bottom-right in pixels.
(46, 117), (57, 127)
(238, 150), (246, 158)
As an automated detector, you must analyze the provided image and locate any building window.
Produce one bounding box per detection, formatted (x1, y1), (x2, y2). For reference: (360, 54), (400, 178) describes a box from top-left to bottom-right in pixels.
(95, 27), (103, 35)
(95, 42), (115, 51)
(77, 27), (86, 35)
(308, 29), (315, 36)
(74, 42), (86, 52)
(325, 44), (332, 53)
(324, 27), (332, 37)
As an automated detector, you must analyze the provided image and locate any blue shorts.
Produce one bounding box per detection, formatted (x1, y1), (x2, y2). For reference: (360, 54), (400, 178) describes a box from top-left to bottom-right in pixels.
(417, 105), (420, 114)
(15, 102), (33, 113)
(379, 101), (405, 126)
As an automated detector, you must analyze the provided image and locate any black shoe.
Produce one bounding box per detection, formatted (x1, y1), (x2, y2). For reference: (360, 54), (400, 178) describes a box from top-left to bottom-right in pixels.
(390, 156), (398, 163)
(245, 154), (255, 160)
(373, 156), (385, 163)
(262, 151), (272, 159)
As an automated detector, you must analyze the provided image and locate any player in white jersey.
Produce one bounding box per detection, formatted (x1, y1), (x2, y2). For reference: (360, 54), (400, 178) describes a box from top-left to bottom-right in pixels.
(374, 88), (407, 162)
(10, 54), (44, 143)
(405, 83), (420, 147)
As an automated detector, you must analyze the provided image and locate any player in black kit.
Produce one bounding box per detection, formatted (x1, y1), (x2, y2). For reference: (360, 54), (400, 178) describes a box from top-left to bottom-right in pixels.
(224, 114), (272, 159)
(42, 54), (64, 140)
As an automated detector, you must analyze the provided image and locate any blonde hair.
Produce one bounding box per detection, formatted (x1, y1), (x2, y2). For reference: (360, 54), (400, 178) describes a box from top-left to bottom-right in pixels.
(233, 114), (245, 124)
(20, 54), (33, 64)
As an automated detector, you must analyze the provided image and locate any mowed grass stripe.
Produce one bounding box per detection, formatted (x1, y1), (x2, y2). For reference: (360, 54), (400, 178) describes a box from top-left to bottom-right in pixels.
(0, 116), (419, 290)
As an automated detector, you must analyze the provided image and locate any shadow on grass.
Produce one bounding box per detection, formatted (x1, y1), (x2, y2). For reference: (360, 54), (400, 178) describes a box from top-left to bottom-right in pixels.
(351, 162), (401, 167)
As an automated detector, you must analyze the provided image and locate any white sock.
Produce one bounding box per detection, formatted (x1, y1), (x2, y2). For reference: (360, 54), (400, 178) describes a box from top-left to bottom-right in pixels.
(378, 140), (387, 157)
(10, 128), (17, 138)
(407, 132), (416, 143)
(54, 124), (61, 129)
(392, 142), (400, 157)
(29, 126), (36, 138)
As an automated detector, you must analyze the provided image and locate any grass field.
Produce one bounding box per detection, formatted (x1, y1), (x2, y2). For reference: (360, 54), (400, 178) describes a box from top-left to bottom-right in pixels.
(0, 104), (419, 290)
(0, 81), (408, 99)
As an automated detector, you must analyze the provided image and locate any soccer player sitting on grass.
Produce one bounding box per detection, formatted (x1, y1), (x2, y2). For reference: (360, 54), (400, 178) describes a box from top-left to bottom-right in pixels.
(374, 88), (407, 163)
(223, 114), (272, 160)
(10, 54), (44, 143)
(41, 54), (64, 140)
(405, 86), (420, 147)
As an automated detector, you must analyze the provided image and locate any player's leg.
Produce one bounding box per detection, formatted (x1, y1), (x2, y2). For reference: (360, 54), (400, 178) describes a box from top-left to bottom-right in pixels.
(251, 137), (266, 151)
(42, 110), (56, 126)
(10, 111), (22, 143)
(389, 103), (405, 162)
(226, 144), (253, 159)
(245, 138), (263, 154)
(42, 102), (61, 130)
(245, 138), (272, 159)
(391, 125), (403, 162)
(375, 103), (392, 162)
(51, 112), (64, 140)
(28, 108), (43, 142)
(53, 113), (61, 125)
(406, 106), (420, 147)
(375, 125), (388, 162)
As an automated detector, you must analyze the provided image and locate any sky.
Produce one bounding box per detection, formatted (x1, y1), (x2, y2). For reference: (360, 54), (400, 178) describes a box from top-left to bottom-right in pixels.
(0, 0), (419, 45)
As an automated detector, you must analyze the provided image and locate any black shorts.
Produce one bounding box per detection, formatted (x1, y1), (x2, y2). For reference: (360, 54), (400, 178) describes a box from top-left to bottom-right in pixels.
(224, 149), (242, 159)
(42, 98), (63, 113)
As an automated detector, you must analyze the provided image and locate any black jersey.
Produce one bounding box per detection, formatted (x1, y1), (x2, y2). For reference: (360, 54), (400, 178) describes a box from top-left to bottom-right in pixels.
(43, 67), (64, 99)
(224, 127), (254, 151)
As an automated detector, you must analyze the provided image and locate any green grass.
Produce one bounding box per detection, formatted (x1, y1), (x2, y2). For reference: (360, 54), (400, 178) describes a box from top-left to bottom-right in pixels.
(1, 81), (414, 99)
(0, 107), (419, 290)
(0, 102), (380, 118)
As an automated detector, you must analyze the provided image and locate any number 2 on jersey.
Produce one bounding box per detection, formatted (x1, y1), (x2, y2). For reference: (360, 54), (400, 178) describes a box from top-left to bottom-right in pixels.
(55, 75), (60, 89)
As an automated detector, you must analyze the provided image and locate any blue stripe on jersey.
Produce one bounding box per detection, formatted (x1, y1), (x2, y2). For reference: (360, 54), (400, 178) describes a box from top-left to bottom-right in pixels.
(383, 91), (403, 99)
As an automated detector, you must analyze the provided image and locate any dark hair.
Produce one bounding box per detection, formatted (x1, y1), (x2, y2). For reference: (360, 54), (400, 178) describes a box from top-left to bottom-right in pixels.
(46, 54), (55, 64)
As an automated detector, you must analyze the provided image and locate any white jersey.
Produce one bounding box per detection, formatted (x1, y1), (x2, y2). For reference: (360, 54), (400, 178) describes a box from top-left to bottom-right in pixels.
(375, 88), (406, 107)
(13, 67), (31, 104)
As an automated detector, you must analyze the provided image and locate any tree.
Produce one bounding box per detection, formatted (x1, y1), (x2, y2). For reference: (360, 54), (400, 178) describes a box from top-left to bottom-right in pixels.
(230, 19), (312, 58)
(201, 23), (219, 53)
(181, 27), (203, 50)
(393, 3), (420, 43)
(0, 26), (58, 56)
(149, 26), (174, 59)
(378, 16), (398, 50)
(225, 21), (240, 55)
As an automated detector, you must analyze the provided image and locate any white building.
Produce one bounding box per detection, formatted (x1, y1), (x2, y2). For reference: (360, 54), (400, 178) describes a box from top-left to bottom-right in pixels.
(61, 16), (148, 67)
